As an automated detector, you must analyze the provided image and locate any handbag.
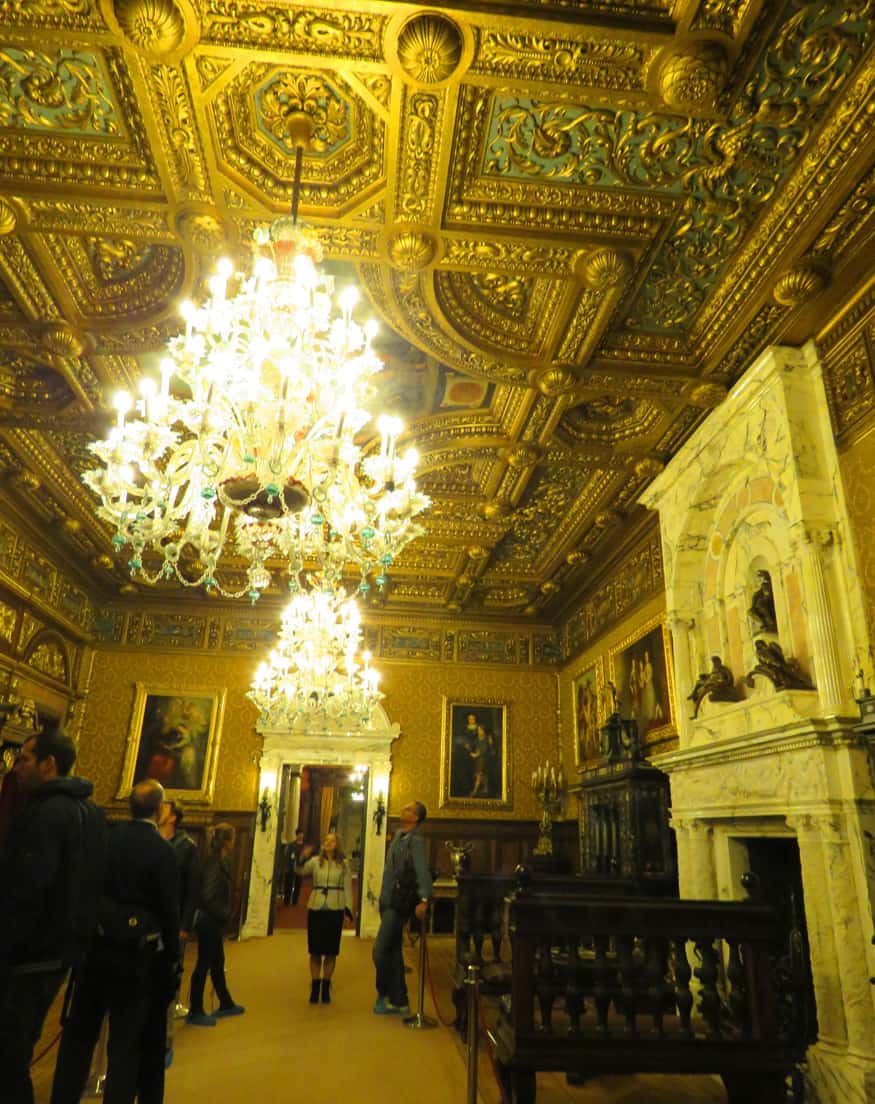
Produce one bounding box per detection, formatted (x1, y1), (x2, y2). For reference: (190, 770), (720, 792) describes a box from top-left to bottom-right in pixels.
(389, 840), (419, 918)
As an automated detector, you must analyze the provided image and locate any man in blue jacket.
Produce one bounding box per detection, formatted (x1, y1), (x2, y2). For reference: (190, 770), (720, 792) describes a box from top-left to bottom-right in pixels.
(0, 725), (106, 1104)
(373, 800), (432, 1015)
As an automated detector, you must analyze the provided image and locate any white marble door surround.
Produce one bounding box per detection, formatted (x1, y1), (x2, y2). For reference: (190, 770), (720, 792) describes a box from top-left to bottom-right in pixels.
(641, 343), (875, 1104)
(242, 707), (400, 940)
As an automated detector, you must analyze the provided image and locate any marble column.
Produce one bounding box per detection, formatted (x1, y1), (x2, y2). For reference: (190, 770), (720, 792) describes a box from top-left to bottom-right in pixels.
(794, 529), (844, 712)
(673, 817), (717, 899)
(241, 753), (282, 940)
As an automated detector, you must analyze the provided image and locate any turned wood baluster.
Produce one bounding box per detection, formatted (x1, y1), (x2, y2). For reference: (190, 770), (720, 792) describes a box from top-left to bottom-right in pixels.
(694, 938), (721, 1038)
(566, 940), (585, 1033)
(672, 938), (693, 1037)
(618, 934), (638, 1035)
(593, 933), (610, 1033)
(726, 939), (749, 1036)
(535, 937), (554, 1031)
(646, 937), (668, 1037)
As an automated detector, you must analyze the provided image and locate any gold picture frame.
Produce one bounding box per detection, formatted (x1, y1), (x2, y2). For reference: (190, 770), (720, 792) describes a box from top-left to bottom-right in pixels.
(439, 697), (511, 810)
(572, 658), (604, 770)
(116, 683), (226, 805)
(608, 616), (676, 748)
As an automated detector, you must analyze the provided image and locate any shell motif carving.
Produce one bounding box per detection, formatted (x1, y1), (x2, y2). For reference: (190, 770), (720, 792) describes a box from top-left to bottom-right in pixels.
(657, 41), (728, 113)
(176, 209), (225, 251)
(397, 14), (463, 84)
(773, 264), (828, 307)
(0, 198), (16, 235)
(388, 230), (435, 271)
(40, 323), (87, 360)
(537, 367), (574, 395)
(114, 0), (185, 56)
(580, 249), (631, 291)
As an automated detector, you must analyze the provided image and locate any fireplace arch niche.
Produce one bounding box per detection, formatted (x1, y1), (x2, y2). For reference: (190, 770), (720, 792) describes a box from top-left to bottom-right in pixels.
(641, 343), (875, 1104)
(242, 705), (400, 940)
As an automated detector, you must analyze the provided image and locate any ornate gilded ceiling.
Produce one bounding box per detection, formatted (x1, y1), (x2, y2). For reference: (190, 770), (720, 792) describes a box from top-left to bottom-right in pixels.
(0, 0), (873, 624)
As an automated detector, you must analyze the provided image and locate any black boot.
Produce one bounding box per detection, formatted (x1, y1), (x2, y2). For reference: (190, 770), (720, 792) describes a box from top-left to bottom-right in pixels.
(321, 978), (331, 1004)
(309, 979), (320, 1004)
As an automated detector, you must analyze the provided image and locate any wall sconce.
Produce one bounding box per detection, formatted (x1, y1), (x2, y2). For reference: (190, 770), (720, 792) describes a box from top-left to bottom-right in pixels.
(372, 791), (386, 836)
(258, 788), (273, 833)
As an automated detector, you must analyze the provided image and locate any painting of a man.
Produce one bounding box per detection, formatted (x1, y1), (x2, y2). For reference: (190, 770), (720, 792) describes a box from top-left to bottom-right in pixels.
(446, 703), (506, 804)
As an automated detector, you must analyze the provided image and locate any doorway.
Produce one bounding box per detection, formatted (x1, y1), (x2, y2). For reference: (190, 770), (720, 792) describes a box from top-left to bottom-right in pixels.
(271, 763), (369, 937)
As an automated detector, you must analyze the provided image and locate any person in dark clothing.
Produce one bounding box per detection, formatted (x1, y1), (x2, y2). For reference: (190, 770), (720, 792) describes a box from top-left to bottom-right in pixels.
(159, 800), (198, 1014)
(187, 822), (245, 1026)
(0, 725), (106, 1104)
(372, 800), (432, 1015)
(50, 779), (180, 1104)
(283, 828), (305, 906)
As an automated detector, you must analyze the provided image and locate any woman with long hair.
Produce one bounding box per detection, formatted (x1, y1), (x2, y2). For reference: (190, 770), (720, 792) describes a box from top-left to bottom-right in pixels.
(187, 823), (245, 1026)
(297, 832), (355, 1004)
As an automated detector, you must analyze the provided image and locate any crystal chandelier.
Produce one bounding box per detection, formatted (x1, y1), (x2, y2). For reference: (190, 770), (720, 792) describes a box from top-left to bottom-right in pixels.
(247, 589), (383, 728)
(83, 218), (429, 601)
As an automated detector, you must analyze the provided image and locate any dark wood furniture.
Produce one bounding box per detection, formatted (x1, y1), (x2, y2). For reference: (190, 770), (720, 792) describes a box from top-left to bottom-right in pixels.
(571, 753), (676, 896)
(490, 889), (804, 1103)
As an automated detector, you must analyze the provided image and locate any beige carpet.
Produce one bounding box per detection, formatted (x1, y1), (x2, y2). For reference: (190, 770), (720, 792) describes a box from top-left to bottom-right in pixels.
(33, 933), (728, 1103)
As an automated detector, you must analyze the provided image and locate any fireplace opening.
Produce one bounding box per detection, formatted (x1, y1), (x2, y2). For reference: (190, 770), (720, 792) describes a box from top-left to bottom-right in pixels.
(741, 836), (818, 1047)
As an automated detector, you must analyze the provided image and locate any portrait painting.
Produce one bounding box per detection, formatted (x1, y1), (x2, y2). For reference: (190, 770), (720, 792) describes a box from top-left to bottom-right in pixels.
(116, 683), (225, 804)
(608, 619), (675, 746)
(572, 660), (603, 769)
(440, 699), (510, 810)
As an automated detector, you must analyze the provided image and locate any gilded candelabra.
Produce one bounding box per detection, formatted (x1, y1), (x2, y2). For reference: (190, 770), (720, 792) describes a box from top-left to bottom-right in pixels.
(531, 761), (565, 856)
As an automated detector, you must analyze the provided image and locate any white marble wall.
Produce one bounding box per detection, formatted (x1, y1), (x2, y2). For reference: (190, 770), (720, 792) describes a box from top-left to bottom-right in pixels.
(242, 710), (400, 941)
(642, 343), (875, 1104)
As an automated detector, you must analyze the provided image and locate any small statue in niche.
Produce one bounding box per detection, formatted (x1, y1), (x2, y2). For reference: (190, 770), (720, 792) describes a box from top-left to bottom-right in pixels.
(687, 656), (740, 718)
(746, 639), (813, 691)
(748, 570), (778, 634)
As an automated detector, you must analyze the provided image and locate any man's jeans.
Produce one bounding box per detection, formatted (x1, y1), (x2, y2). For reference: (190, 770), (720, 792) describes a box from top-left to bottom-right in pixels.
(372, 907), (408, 1006)
(0, 966), (67, 1104)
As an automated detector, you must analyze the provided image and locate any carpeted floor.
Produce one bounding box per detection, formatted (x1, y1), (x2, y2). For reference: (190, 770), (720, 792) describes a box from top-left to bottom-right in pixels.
(31, 933), (728, 1103)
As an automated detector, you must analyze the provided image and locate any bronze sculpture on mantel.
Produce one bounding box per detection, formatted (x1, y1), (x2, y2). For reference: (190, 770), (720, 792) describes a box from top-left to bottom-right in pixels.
(745, 639), (813, 691)
(748, 570), (778, 634)
(687, 656), (741, 718)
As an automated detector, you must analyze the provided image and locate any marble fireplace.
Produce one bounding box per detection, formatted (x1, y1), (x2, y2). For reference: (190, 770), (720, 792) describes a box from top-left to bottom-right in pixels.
(641, 343), (875, 1103)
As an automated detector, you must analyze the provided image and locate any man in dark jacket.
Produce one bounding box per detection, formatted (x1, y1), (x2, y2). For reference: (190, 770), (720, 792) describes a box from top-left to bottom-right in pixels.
(0, 725), (106, 1104)
(51, 778), (180, 1104)
(372, 800), (432, 1015)
(158, 798), (198, 1024)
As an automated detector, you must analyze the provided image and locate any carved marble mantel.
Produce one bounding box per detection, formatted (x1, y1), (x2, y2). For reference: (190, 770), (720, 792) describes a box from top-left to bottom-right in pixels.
(643, 344), (875, 1104)
(242, 707), (400, 941)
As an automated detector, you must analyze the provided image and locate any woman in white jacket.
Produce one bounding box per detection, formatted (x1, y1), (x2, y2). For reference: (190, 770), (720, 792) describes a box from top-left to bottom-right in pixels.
(297, 832), (355, 1004)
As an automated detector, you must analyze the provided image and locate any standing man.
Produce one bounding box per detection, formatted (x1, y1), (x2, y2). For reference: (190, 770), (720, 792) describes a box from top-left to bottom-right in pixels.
(372, 800), (432, 1015)
(51, 779), (180, 1104)
(0, 725), (106, 1104)
(159, 799), (198, 1016)
(283, 827), (305, 906)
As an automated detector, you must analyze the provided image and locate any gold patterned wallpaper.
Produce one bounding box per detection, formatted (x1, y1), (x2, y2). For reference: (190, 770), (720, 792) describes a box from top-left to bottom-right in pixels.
(76, 643), (558, 819)
(839, 426), (875, 643)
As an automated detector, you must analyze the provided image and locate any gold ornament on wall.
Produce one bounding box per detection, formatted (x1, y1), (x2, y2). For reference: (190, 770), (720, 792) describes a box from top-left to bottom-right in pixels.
(113, 0), (185, 56)
(773, 264), (829, 307)
(656, 41), (728, 114)
(396, 13), (463, 84)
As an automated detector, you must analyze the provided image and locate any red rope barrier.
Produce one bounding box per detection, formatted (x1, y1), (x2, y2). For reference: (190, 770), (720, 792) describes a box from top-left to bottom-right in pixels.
(421, 939), (457, 1028)
(478, 999), (510, 1104)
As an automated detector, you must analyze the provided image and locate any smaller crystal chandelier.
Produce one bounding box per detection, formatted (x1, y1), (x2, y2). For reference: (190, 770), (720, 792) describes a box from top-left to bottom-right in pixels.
(248, 589), (383, 728)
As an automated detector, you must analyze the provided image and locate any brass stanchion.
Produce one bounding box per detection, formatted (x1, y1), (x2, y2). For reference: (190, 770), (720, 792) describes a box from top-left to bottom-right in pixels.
(80, 1015), (108, 1098)
(465, 963), (480, 1104)
(403, 914), (436, 1030)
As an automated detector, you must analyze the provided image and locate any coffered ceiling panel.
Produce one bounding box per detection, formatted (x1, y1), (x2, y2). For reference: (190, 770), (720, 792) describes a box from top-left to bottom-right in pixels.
(0, 0), (872, 624)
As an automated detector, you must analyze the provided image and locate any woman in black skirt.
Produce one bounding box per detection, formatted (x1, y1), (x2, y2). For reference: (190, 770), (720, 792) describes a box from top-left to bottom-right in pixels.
(298, 832), (354, 1004)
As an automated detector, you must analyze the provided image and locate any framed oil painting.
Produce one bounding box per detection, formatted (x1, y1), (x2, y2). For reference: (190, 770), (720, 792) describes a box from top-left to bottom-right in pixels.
(116, 683), (225, 804)
(440, 698), (511, 810)
(608, 618), (675, 746)
(572, 660), (603, 769)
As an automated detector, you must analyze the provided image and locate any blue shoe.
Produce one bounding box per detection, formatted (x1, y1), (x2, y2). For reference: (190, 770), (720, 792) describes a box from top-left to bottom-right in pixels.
(214, 1003), (246, 1017)
(386, 1002), (410, 1015)
(187, 1011), (217, 1027)
(373, 996), (390, 1014)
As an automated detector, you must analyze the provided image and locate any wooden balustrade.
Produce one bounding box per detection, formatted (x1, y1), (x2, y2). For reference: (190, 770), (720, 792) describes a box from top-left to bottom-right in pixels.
(490, 891), (805, 1103)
